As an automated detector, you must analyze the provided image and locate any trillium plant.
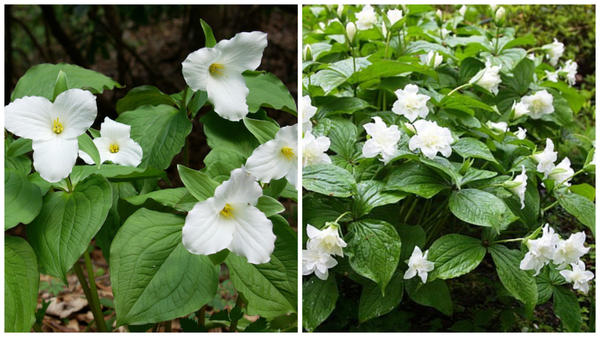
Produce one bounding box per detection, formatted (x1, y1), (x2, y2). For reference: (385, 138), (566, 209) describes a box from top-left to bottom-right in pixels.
(302, 5), (595, 332)
(5, 20), (297, 332)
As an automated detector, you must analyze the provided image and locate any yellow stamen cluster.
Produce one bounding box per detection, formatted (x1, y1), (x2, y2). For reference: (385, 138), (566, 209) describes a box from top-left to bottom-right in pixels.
(209, 63), (225, 76)
(220, 203), (234, 218)
(109, 143), (120, 153)
(281, 146), (295, 160)
(52, 118), (64, 134)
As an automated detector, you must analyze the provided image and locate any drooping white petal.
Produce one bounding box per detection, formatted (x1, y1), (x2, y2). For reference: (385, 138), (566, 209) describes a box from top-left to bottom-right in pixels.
(206, 71), (249, 121)
(52, 89), (97, 139)
(5, 96), (55, 141)
(32, 138), (78, 183)
(182, 197), (235, 255)
(182, 47), (221, 91)
(228, 205), (276, 264)
(217, 31), (268, 72)
(215, 168), (262, 205)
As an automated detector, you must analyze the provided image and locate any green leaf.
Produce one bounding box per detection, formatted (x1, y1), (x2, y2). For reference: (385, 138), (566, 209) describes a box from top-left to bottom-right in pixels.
(6, 138), (32, 157)
(110, 209), (218, 325)
(11, 63), (121, 101)
(552, 286), (582, 332)
(243, 117), (279, 143)
(302, 194), (351, 228)
(303, 164), (356, 197)
(256, 195), (285, 217)
(125, 187), (197, 212)
(204, 148), (247, 181)
(540, 80), (585, 114)
(77, 132), (101, 167)
(177, 165), (219, 201)
(458, 57), (484, 84)
(4, 170), (42, 230)
(244, 72), (297, 114)
(69, 164), (165, 186)
(449, 189), (514, 231)
(201, 111), (259, 157)
(117, 104), (192, 170)
(199, 19), (216, 47)
(358, 272), (404, 323)
(347, 219), (402, 294)
(452, 137), (497, 163)
(397, 224), (426, 262)
(312, 96), (374, 116)
(302, 275), (338, 331)
(557, 191), (595, 236)
(187, 90), (208, 118)
(386, 161), (450, 198)
(502, 58), (534, 94)
(569, 183), (595, 202)
(352, 181), (406, 217)
(52, 70), (69, 101)
(428, 234), (486, 280)
(27, 174), (112, 282)
(5, 236), (39, 332)
(405, 278), (453, 316)
(328, 118), (359, 162)
(115, 85), (176, 114)
(225, 217), (297, 319)
(488, 244), (538, 314)
(350, 60), (436, 83)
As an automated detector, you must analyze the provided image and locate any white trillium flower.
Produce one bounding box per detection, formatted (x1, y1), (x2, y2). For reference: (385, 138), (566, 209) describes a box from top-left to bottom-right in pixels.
(513, 101), (530, 119)
(404, 246), (435, 283)
(302, 132), (331, 167)
(182, 168), (276, 264)
(440, 28), (450, 39)
(515, 127), (527, 140)
(543, 39), (565, 66)
(409, 119), (454, 160)
(387, 9), (403, 25)
(245, 124), (298, 188)
(346, 22), (357, 42)
(545, 70), (559, 82)
(182, 31), (267, 122)
(549, 157), (575, 187)
(362, 116), (401, 164)
(559, 260), (595, 295)
(356, 5), (377, 30)
(4, 89), (97, 183)
(306, 224), (347, 257)
(302, 248), (338, 280)
(419, 51), (443, 68)
(458, 5), (467, 16)
(79, 117), (143, 167)
(553, 232), (590, 268)
(337, 4), (344, 18)
(391, 84), (431, 122)
(562, 60), (578, 86)
(520, 224), (560, 275)
(510, 166), (528, 209)
(520, 90), (554, 119)
(470, 60), (502, 95)
(302, 95), (317, 134)
(487, 121), (508, 133)
(495, 7), (506, 22)
(533, 138), (558, 178)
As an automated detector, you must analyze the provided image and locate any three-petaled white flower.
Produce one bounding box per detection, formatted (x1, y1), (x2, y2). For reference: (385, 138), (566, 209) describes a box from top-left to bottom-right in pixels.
(562, 60), (578, 86)
(362, 116), (401, 164)
(79, 117), (143, 167)
(487, 121), (508, 133)
(404, 246), (435, 283)
(409, 119), (454, 160)
(419, 51), (443, 68)
(387, 9), (403, 25)
(543, 39), (564, 66)
(5, 89), (97, 183)
(515, 127), (527, 140)
(306, 224), (347, 257)
(509, 166), (528, 209)
(520, 224), (560, 275)
(182, 31), (268, 122)
(356, 5), (377, 30)
(470, 60), (502, 95)
(245, 124), (298, 188)
(520, 90), (554, 119)
(559, 260), (595, 295)
(533, 138), (557, 178)
(549, 157), (574, 187)
(302, 95), (317, 135)
(391, 84), (430, 122)
(302, 248), (338, 280)
(553, 232), (589, 269)
(302, 132), (331, 167)
(182, 168), (275, 264)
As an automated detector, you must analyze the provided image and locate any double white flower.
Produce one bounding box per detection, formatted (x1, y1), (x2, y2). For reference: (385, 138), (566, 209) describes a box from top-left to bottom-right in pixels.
(520, 224), (560, 275)
(387, 9), (403, 26)
(356, 5), (377, 30)
(470, 60), (502, 95)
(302, 132), (331, 167)
(508, 166), (528, 209)
(409, 120), (454, 160)
(533, 138), (558, 178)
(562, 60), (578, 86)
(487, 121), (508, 133)
(419, 51), (443, 68)
(303, 223), (347, 280)
(302, 95), (317, 134)
(182, 168), (276, 265)
(543, 39), (565, 66)
(79, 117), (143, 167)
(182, 31), (268, 121)
(5, 89), (97, 182)
(560, 261), (595, 295)
(392, 84), (431, 122)
(548, 157), (575, 187)
(362, 116), (401, 164)
(517, 90), (554, 119)
(404, 246), (435, 283)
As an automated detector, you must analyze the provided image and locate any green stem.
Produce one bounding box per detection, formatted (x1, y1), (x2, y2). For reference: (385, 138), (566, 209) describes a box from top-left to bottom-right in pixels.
(83, 249), (107, 332)
(229, 297), (243, 332)
(66, 177), (73, 192)
(542, 199), (559, 212)
(403, 197), (419, 223)
(334, 211), (352, 224)
(196, 305), (206, 328)
(447, 82), (472, 96)
(73, 261), (107, 332)
(492, 237), (524, 244)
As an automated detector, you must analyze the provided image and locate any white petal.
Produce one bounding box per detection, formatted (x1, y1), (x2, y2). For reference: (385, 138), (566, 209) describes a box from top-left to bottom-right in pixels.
(418, 270), (429, 283)
(99, 117), (131, 140)
(5, 96), (55, 141)
(228, 205), (275, 264)
(362, 139), (381, 158)
(306, 224), (320, 239)
(315, 268), (329, 280)
(403, 267), (417, 280)
(215, 168), (262, 205)
(217, 31), (268, 72)
(245, 140), (294, 184)
(52, 89), (97, 139)
(182, 47), (220, 91)
(182, 198), (234, 255)
(206, 71), (249, 121)
(110, 138), (143, 167)
(32, 138), (78, 183)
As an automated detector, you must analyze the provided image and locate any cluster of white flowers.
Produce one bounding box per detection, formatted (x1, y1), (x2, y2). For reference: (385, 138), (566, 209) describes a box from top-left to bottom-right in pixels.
(533, 138), (574, 186)
(362, 116), (401, 164)
(301, 96), (331, 167)
(355, 5), (377, 30)
(409, 120), (454, 160)
(513, 90), (555, 120)
(404, 246), (435, 283)
(302, 223), (347, 280)
(470, 60), (502, 95)
(547, 59), (578, 86)
(520, 224), (593, 294)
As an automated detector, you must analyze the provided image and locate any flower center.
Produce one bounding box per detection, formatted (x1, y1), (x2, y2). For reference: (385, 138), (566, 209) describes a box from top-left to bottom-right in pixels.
(52, 117), (64, 134)
(404, 96), (420, 110)
(109, 143), (120, 153)
(209, 63), (225, 76)
(220, 203), (234, 218)
(281, 146), (295, 160)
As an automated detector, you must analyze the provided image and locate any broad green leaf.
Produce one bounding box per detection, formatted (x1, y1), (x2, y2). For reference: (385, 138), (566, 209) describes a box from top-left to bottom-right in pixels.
(187, 90), (208, 118)
(243, 117), (279, 143)
(5, 170), (42, 230)
(226, 217), (297, 319)
(405, 278), (453, 316)
(6, 138), (32, 157)
(502, 58), (534, 94)
(397, 224), (426, 262)
(449, 189), (514, 231)
(458, 57), (484, 84)
(199, 19), (216, 47)
(557, 191), (595, 236)
(328, 118), (359, 162)
(540, 80), (585, 114)
(110, 209), (218, 325)
(352, 181), (406, 217)
(452, 137), (497, 163)
(552, 286), (582, 332)
(204, 148), (247, 181)
(177, 165), (219, 201)
(303, 193), (351, 228)
(115, 85), (176, 114)
(117, 104), (192, 170)
(488, 244), (538, 314)
(358, 272), (404, 323)
(350, 60), (436, 83)
(303, 164), (356, 197)
(256, 195), (285, 217)
(77, 132), (101, 166)
(201, 111), (259, 157)
(11, 63), (121, 101)
(27, 174), (112, 282)
(302, 275), (338, 331)
(5, 236), (39, 332)
(70, 164), (165, 186)
(504, 180), (540, 228)
(244, 72), (297, 114)
(311, 69), (347, 93)
(312, 96), (374, 116)
(428, 234), (486, 280)
(347, 219), (401, 294)
(125, 187), (197, 212)
(569, 183), (595, 202)
(52, 70), (69, 100)
(419, 157), (462, 188)
(460, 167), (497, 185)
(386, 161), (450, 198)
